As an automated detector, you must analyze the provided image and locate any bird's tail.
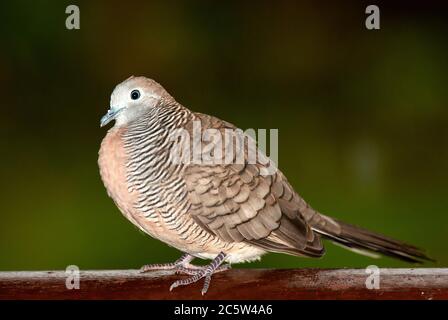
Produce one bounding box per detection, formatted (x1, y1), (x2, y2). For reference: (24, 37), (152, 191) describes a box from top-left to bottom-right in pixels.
(311, 214), (433, 263)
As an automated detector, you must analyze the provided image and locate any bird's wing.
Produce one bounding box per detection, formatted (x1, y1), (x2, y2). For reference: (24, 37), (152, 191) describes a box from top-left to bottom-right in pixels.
(182, 113), (324, 257)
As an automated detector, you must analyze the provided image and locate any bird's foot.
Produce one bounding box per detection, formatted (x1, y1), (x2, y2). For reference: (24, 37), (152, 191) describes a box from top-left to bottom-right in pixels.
(139, 253), (230, 275)
(169, 252), (227, 295)
(175, 263), (231, 275)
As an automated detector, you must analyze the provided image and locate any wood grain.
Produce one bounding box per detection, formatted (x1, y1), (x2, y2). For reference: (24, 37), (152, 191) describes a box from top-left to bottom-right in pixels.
(0, 268), (447, 300)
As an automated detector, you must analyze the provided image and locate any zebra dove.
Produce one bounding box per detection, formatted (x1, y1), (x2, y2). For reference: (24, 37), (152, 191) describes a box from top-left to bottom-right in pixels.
(98, 76), (431, 295)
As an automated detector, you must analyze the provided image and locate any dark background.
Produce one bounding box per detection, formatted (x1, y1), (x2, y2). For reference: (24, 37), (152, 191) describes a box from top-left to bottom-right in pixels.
(0, 1), (446, 270)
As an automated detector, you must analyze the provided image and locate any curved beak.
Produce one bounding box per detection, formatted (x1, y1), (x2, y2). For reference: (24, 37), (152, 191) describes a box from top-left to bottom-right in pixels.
(100, 107), (123, 127)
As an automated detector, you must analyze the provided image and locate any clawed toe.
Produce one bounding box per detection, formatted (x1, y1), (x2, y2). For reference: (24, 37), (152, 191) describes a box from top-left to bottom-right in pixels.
(140, 263), (177, 273)
(139, 253), (194, 273)
(140, 252), (228, 294)
(174, 266), (202, 275)
(170, 267), (218, 295)
(169, 269), (208, 293)
(169, 252), (227, 295)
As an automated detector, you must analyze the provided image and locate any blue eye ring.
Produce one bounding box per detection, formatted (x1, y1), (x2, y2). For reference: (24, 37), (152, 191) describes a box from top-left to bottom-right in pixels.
(131, 89), (141, 100)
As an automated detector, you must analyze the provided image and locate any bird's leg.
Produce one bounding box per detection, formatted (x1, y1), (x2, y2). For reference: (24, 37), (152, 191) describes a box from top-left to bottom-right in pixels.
(169, 252), (227, 295)
(139, 253), (194, 273)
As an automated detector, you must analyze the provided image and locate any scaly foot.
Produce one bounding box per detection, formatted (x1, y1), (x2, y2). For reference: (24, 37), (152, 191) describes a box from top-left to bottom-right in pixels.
(169, 252), (228, 295)
(140, 252), (229, 294)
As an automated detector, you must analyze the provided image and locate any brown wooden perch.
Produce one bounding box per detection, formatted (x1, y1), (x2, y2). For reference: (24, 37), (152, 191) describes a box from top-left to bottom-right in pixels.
(0, 268), (447, 300)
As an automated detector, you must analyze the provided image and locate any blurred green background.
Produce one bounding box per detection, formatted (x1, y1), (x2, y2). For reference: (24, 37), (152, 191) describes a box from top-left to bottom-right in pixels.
(0, 1), (446, 271)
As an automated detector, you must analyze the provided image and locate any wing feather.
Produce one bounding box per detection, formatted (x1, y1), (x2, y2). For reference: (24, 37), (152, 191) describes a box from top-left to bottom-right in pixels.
(184, 113), (324, 257)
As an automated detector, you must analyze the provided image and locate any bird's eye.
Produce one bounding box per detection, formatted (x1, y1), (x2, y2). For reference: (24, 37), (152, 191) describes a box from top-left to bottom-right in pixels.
(130, 90), (141, 100)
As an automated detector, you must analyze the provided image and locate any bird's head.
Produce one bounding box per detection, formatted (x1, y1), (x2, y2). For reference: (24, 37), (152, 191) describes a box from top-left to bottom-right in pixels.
(100, 76), (172, 127)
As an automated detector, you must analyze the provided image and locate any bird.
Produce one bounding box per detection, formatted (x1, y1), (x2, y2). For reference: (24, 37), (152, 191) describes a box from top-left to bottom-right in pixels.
(98, 76), (431, 295)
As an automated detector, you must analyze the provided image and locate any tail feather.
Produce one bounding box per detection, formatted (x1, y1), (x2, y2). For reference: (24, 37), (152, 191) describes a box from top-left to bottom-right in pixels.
(313, 215), (434, 263)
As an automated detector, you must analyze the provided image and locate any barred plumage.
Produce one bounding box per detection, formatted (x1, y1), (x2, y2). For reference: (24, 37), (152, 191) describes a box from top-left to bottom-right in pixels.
(98, 76), (431, 294)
